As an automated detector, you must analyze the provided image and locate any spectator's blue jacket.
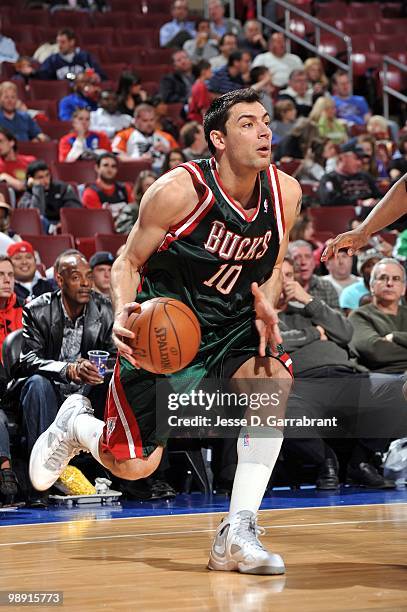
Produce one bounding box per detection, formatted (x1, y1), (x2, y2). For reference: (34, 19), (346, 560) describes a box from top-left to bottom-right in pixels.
(37, 49), (107, 81)
(58, 93), (98, 121)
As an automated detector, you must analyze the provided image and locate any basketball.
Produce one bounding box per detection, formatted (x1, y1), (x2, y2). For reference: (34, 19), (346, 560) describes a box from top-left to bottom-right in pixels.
(125, 297), (201, 374)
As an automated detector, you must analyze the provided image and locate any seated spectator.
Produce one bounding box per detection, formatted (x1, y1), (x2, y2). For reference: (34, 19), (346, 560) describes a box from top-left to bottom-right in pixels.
(309, 96), (348, 145)
(180, 122), (210, 161)
(270, 99), (297, 143)
(82, 152), (133, 218)
(183, 19), (219, 62)
(252, 32), (303, 88)
(112, 104), (171, 174)
(288, 239), (340, 308)
(208, 0), (241, 40)
(10, 250), (115, 500)
(273, 117), (319, 162)
(208, 51), (245, 96)
(149, 96), (180, 146)
(0, 82), (47, 143)
(350, 258), (407, 373)
(303, 57), (329, 97)
(0, 127), (36, 193)
(33, 38), (58, 65)
(332, 70), (371, 126)
(19, 160), (82, 233)
(7, 241), (54, 303)
(116, 71), (147, 117)
(187, 60), (213, 123)
(37, 28), (107, 81)
(209, 33), (238, 71)
(90, 89), (132, 140)
(159, 0), (196, 48)
(278, 257), (398, 489)
(366, 115), (391, 142)
(318, 142), (382, 208)
(0, 196), (21, 251)
(239, 19), (267, 59)
(0, 254), (23, 357)
(249, 66), (274, 118)
(161, 149), (187, 173)
(340, 249), (381, 313)
(159, 50), (194, 105)
(295, 138), (337, 183)
(0, 16), (18, 65)
(89, 251), (114, 298)
(357, 134), (388, 179)
(388, 133), (407, 181)
(59, 108), (111, 163)
(278, 69), (313, 117)
(12, 56), (37, 91)
(115, 170), (156, 234)
(58, 70), (101, 121)
(324, 250), (359, 297)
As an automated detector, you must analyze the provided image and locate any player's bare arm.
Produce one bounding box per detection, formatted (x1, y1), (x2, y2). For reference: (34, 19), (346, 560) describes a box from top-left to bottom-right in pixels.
(252, 171), (302, 356)
(110, 167), (200, 360)
(321, 173), (407, 260)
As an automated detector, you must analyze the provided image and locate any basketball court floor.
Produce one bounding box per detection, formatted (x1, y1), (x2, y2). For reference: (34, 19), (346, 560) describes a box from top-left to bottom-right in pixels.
(2, 487), (406, 611)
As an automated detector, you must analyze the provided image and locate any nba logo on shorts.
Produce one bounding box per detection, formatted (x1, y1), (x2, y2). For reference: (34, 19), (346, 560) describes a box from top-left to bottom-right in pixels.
(106, 417), (117, 441)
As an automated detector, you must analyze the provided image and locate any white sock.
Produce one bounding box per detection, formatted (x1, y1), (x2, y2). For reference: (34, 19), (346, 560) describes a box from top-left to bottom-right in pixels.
(228, 429), (283, 517)
(74, 414), (104, 464)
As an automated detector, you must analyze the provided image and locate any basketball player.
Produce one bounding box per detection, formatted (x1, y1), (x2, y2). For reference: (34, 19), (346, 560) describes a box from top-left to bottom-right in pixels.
(321, 173), (407, 260)
(30, 89), (302, 575)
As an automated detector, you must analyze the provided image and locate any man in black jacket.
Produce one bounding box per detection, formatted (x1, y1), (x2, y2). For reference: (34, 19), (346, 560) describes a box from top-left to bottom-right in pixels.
(159, 50), (194, 104)
(19, 160), (82, 233)
(11, 250), (116, 457)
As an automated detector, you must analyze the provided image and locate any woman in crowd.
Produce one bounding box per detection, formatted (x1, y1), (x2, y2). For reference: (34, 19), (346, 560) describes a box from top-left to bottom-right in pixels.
(309, 96), (348, 144)
(116, 71), (147, 116)
(304, 57), (329, 96)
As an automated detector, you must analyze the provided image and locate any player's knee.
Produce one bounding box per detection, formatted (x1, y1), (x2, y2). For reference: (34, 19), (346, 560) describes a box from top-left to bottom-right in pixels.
(112, 446), (163, 480)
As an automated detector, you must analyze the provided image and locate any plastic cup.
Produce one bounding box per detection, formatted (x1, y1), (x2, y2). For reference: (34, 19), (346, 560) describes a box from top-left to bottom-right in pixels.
(88, 350), (110, 378)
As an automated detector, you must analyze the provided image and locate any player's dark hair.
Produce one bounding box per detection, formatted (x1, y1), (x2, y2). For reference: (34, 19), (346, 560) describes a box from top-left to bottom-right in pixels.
(203, 88), (262, 155)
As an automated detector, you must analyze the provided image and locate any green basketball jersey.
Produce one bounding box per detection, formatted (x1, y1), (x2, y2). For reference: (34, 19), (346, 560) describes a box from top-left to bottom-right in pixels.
(138, 157), (286, 332)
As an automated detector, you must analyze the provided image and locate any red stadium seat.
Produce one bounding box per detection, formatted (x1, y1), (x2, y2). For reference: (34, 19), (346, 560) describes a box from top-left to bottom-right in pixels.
(53, 162), (97, 185)
(277, 159), (302, 175)
(107, 47), (144, 64)
(60, 208), (115, 238)
(36, 120), (72, 141)
(315, 2), (348, 20)
(2, 25), (36, 44)
(118, 29), (159, 48)
(18, 141), (58, 165)
(30, 100), (58, 121)
(131, 65), (170, 83)
(95, 233), (128, 254)
(49, 11), (91, 29)
(21, 234), (75, 269)
(16, 11), (50, 27)
(103, 64), (128, 82)
(351, 53), (382, 78)
(308, 206), (356, 234)
(348, 2), (381, 20)
(75, 237), (96, 260)
(77, 28), (115, 46)
(351, 34), (375, 54)
(116, 160), (152, 182)
(29, 80), (71, 101)
(10, 209), (43, 235)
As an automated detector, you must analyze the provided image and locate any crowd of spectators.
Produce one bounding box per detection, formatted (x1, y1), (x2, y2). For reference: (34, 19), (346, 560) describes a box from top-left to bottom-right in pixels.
(0, 0), (406, 506)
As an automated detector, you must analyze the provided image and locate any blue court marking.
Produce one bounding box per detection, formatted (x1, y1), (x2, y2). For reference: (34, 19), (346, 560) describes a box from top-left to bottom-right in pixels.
(1, 486), (406, 527)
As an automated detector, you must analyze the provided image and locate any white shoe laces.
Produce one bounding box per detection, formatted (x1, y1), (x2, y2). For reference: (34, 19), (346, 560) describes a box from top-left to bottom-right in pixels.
(233, 514), (267, 552)
(46, 439), (83, 471)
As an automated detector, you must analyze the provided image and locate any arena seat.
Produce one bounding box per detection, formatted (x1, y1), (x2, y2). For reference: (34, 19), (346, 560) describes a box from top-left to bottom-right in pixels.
(76, 28), (115, 46)
(36, 120), (72, 141)
(21, 234), (75, 269)
(95, 233), (128, 254)
(10, 209), (43, 235)
(116, 160), (152, 182)
(49, 11), (92, 29)
(60, 208), (115, 238)
(29, 81), (71, 101)
(308, 206), (356, 234)
(52, 162), (97, 185)
(18, 141), (59, 165)
(75, 237), (96, 259)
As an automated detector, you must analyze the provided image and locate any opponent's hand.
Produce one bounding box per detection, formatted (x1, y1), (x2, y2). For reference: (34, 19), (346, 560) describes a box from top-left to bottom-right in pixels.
(283, 279), (312, 305)
(251, 282), (282, 357)
(321, 227), (370, 261)
(112, 302), (142, 368)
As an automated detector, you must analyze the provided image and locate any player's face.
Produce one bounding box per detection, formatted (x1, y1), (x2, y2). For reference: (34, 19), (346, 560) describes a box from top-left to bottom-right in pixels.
(371, 263), (406, 303)
(57, 257), (93, 305)
(11, 251), (36, 282)
(291, 245), (315, 282)
(215, 102), (272, 171)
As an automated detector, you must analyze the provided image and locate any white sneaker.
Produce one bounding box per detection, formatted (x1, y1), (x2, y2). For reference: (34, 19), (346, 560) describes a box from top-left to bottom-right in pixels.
(29, 394), (93, 492)
(208, 510), (285, 575)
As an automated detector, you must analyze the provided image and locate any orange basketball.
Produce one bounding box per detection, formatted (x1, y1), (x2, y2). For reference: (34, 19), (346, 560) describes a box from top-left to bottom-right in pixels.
(125, 298), (201, 374)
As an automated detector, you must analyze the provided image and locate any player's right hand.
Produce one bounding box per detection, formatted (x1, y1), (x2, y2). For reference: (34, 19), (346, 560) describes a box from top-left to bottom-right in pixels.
(112, 302), (141, 368)
(321, 227), (370, 261)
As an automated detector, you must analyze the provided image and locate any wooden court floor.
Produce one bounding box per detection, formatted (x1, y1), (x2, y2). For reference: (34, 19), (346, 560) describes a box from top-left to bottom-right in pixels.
(2, 503), (407, 612)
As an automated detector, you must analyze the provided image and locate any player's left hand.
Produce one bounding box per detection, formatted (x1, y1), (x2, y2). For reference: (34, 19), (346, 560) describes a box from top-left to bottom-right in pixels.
(251, 282), (282, 358)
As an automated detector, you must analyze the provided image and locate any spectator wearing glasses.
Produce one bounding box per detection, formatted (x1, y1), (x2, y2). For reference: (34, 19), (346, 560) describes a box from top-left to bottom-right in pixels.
(350, 258), (407, 373)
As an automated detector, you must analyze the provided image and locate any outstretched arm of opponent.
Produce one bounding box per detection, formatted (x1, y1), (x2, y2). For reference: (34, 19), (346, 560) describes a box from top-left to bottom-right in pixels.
(110, 168), (199, 363)
(252, 172), (302, 357)
(321, 173), (407, 260)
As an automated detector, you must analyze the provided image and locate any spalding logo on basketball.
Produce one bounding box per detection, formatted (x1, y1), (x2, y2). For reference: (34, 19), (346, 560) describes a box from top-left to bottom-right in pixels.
(125, 297), (201, 374)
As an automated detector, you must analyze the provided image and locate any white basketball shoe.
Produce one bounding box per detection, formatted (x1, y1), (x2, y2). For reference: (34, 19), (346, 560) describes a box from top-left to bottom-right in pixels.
(29, 394), (94, 491)
(208, 510), (285, 575)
